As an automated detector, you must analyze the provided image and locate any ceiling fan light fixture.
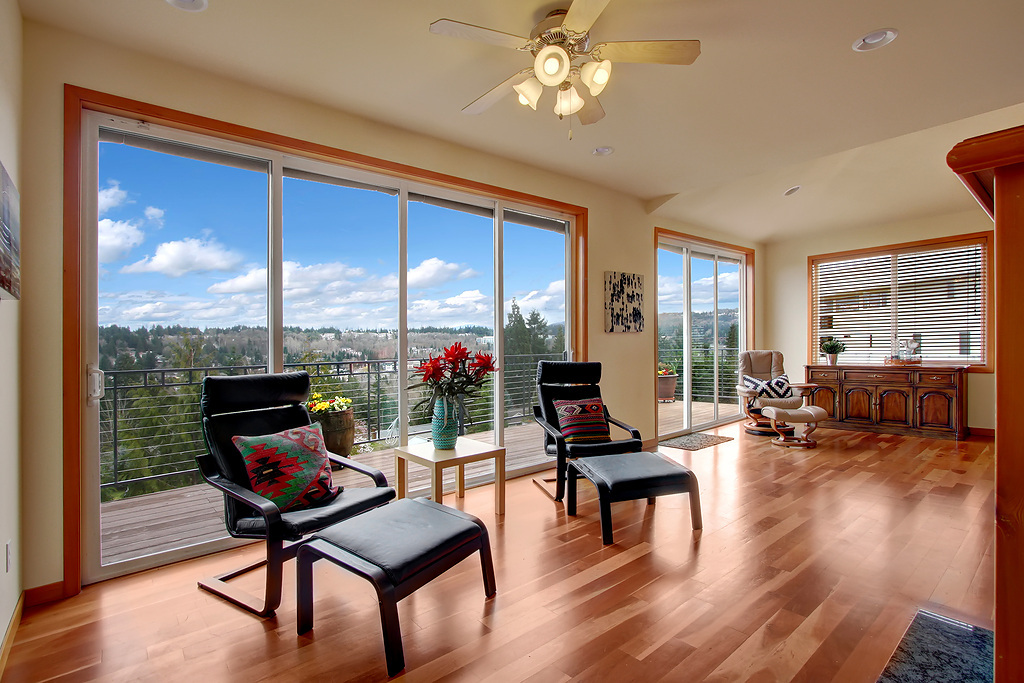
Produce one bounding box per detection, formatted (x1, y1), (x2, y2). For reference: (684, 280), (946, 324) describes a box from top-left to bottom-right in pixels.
(554, 85), (585, 117)
(534, 45), (571, 86)
(580, 60), (612, 96)
(513, 77), (543, 110)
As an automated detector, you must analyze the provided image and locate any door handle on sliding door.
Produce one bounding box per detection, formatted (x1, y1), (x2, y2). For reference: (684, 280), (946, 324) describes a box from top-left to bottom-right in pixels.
(87, 364), (105, 405)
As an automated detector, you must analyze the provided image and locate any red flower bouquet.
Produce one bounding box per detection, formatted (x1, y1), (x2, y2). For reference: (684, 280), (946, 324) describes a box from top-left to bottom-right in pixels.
(411, 342), (497, 413)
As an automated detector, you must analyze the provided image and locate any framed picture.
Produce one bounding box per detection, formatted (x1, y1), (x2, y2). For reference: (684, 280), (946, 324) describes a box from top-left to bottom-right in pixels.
(0, 161), (20, 300)
(604, 271), (643, 332)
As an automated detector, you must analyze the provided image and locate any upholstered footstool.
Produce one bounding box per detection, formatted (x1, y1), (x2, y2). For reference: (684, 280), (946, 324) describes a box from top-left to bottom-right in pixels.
(296, 497), (496, 676)
(567, 451), (702, 545)
(761, 405), (828, 448)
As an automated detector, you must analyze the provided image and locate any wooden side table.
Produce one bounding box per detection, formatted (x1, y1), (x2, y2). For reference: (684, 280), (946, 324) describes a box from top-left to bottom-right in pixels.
(393, 437), (505, 514)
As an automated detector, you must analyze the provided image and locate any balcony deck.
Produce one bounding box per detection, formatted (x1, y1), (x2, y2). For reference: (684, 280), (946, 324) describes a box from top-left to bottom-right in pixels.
(99, 400), (727, 565)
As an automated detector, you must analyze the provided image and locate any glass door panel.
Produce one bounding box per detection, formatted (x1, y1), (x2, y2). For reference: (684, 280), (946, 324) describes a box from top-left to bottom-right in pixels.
(716, 258), (742, 420)
(502, 209), (568, 473)
(407, 195), (496, 447)
(657, 247), (688, 436)
(690, 252), (717, 427)
(282, 169), (400, 486)
(87, 124), (269, 580)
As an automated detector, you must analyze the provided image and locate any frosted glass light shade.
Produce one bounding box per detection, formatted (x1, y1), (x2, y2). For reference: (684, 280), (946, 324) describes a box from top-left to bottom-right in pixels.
(580, 60), (612, 96)
(534, 45), (571, 86)
(554, 86), (584, 116)
(513, 77), (543, 109)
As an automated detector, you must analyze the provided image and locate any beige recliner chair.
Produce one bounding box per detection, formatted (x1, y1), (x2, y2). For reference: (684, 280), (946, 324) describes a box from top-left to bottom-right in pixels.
(735, 350), (815, 436)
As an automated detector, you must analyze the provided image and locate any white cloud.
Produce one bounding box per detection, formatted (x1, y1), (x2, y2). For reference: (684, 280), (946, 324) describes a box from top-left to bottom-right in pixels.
(208, 260), (370, 295)
(144, 206), (165, 227)
(121, 237), (244, 277)
(408, 289), (493, 327)
(97, 218), (144, 263)
(407, 257), (477, 289)
(98, 181), (128, 216)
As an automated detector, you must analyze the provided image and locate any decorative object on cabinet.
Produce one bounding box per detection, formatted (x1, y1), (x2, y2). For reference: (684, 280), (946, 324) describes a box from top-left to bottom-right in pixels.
(804, 364), (968, 439)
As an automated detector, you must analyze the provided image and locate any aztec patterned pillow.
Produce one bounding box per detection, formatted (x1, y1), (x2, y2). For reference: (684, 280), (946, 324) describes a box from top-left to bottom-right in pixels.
(742, 374), (793, 399)
(552, 397), (612, 444)
(232, 422), (340, 512)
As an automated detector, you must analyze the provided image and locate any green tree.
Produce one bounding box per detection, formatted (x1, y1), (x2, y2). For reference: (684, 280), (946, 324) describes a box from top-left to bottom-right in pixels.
(525, 309), (549, 354)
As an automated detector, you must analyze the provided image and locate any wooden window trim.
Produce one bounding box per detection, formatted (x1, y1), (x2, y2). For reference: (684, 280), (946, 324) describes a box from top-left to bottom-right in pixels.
(806, 231), (993, 373)
(62, 84), (589, 600)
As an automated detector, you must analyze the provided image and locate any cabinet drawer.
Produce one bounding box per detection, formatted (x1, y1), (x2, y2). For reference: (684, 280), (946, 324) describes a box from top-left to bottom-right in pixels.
(808, 369), (838, 381)
(843, 370), (912, 383)
(916, 371), (956, 386)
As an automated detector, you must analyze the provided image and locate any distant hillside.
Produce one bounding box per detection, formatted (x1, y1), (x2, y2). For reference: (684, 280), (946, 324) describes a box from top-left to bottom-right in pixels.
(658, 309), (739, 344)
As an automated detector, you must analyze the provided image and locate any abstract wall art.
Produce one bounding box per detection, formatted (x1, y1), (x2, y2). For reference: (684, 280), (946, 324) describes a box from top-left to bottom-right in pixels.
(604, 271), (643, 332)
(0, 160), (20, 300)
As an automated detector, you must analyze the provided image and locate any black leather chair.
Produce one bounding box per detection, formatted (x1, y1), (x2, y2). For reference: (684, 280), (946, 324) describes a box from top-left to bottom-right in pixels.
(197, 371), (396, 617)
(533, 361), (643, 501)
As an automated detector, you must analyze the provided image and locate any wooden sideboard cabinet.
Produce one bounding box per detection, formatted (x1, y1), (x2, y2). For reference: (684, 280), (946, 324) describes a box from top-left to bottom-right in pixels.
(804, 364), (969, 440)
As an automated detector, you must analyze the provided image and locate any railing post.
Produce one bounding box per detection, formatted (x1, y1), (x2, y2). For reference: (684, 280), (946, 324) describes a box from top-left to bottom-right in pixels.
(111, 371), (119, 485)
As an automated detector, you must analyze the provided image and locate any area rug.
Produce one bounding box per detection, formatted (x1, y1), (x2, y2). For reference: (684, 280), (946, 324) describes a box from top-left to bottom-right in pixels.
(658, 432), (733, 451)
(876, 610), (993, 683)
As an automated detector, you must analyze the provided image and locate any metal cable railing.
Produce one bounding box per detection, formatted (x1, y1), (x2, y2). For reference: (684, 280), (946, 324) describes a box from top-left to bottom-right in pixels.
(98, 353), (561, 500)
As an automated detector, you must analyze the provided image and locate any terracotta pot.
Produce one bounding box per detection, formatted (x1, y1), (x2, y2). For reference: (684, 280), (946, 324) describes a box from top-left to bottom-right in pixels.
(316, 409), (355, 456)
(657, 374), (678, 401)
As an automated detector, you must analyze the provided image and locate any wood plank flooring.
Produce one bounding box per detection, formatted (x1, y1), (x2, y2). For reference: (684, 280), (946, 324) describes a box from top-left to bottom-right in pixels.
(9, 424), (994, 682)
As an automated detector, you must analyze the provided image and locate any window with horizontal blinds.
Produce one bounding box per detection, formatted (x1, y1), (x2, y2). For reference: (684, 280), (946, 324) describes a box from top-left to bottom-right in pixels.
(810, 236), (989, 365)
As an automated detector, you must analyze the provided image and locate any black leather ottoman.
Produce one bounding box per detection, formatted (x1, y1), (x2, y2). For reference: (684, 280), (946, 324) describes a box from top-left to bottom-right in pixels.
(296, 497), (496, 676)
(568, 451), (702, 545)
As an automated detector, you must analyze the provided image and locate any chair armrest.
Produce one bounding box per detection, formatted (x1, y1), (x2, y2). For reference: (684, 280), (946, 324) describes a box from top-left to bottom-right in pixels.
(533, 406), (568, 453)
(790, 382), (818, 397)
(606, 414), (642, 441)
(204, 472), (283, 533)
(326, 453), (389, 488)
(736, 386), (757, 398)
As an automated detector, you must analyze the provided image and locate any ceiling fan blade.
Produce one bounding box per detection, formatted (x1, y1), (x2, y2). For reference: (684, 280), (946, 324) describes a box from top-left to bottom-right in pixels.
(593, 40), (701, 65)
(577, 97), (605, 125)
(430, 19), (529, 50)
(462, 69), (533, 115)
(562, 0), (612, 35)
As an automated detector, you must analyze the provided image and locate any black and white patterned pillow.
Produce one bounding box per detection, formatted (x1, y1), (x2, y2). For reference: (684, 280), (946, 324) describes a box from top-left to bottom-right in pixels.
(742, 374), (793, 398)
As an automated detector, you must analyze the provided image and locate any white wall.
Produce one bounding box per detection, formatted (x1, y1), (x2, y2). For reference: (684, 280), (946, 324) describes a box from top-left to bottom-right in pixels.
(763, 209), (996, 430)
(0, 0), (21, 636)
(20, 20), (758, 589)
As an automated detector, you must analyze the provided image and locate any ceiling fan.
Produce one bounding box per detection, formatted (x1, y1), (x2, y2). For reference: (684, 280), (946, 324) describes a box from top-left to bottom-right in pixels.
(429, 0), (700, 128)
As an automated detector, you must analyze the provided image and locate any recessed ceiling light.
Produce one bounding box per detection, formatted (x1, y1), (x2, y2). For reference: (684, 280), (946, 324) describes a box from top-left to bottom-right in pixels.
(852, 28), (898, 52)
(592, 146), (614, 156)
(166, 0), (208, 11)
(784, 185), (801, 196)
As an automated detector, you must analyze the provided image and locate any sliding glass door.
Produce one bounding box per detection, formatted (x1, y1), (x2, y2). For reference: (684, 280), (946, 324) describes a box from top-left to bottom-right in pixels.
(657, 240), (746, 438)
(81, 113), (574, 581)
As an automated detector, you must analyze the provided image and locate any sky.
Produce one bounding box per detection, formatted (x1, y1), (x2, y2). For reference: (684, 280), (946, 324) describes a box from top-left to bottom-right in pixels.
(96, 141), (567, 331)
(657, 248), (742, 314)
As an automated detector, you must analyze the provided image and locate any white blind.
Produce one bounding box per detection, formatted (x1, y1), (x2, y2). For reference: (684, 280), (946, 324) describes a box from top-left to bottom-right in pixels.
(811, 239), (988, 365)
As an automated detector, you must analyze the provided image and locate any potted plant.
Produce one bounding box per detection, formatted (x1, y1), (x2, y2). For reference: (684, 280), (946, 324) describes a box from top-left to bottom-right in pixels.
(819, 336), (847, 365)
(307, 391), (355, 457)
(410, 342), (497, 449)
(657, 362), (678, 402)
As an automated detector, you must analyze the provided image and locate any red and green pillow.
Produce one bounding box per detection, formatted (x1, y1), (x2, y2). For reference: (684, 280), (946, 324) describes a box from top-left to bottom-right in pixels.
(552, 397), (612, 444)
(232, 423), (340, 512)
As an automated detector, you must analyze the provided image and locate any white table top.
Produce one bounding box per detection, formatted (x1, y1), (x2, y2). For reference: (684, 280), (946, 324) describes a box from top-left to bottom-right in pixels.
(394, 437), (505, 464)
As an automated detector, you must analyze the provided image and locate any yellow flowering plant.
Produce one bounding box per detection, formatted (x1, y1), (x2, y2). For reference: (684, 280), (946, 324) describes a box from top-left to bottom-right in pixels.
(306, 391), (352, 415)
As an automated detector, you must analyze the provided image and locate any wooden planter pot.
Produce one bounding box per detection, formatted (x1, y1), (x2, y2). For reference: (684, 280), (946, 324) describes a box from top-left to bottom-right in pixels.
(316, 409), (355, 457)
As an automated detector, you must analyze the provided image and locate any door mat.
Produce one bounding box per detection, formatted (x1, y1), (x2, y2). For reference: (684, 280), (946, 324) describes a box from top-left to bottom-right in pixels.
(658, 433), (733, 451)
(877, 610), (993, 683)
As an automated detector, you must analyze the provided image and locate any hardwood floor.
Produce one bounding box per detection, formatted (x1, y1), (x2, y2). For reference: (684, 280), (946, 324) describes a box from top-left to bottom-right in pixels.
(6, 424), (994, 682)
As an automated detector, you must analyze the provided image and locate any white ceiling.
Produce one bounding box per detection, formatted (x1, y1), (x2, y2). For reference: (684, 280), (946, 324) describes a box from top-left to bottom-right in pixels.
(19, 0), (1024, 242)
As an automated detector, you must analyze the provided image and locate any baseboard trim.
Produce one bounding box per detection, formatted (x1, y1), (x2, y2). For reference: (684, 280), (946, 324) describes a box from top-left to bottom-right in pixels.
(24, 582), (64, 608)
(970, 427), (995, 437)
(0, 592), (24, 676)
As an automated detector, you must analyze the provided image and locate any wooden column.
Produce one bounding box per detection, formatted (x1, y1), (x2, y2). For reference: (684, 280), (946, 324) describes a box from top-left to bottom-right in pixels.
(949, 125), (1024, 683)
